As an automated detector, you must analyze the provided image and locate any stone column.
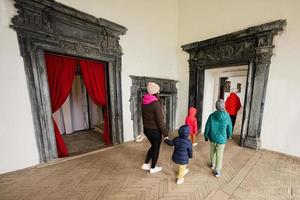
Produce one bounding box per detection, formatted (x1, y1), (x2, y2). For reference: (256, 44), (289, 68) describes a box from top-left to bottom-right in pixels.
(195, 68), (205, 132)
(188, 59), (205, 132)
(188, 61), (197, 107)
(244, 38), (274, 149)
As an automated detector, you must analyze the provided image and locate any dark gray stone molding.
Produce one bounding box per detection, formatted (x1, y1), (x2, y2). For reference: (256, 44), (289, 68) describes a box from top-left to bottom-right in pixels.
(11, 0), (127, 162)
(129, 76), (178, 138)
(182, 20), (286, 149)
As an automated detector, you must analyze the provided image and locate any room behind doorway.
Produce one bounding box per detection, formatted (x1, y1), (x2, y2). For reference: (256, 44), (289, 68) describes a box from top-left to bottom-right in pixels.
(48, 53), (110, 156)
(202, 65), (248, 145)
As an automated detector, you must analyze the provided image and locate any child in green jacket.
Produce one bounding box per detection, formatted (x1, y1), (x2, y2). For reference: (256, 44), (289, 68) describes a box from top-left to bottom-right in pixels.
(204, 99), (232, 177)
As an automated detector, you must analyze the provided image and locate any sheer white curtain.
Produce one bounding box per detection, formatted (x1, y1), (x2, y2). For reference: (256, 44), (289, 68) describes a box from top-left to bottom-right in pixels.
(53, 75), (103, 135)
(53, 75), (89, 134)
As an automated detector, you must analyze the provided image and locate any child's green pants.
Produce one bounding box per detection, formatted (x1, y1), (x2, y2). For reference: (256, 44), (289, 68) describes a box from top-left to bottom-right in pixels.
(210, 142), (225, 172)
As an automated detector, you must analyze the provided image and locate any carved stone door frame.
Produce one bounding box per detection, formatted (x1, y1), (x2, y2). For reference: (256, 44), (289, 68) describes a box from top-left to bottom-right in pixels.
(129, 76), (178, 138)
(182, 20), (286, 149)
(10, 0), (127, 162)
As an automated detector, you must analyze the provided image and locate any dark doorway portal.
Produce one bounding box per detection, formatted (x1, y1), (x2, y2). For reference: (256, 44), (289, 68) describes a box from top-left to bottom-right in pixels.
(202, 66), (248, 146)
(11, 0), (127, 162)
(182, 20), (286, 149)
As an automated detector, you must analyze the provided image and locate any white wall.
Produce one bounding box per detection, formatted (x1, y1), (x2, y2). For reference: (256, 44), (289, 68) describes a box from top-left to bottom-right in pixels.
(0, 0), (39, 174)
(178, 0), (300, 157)
(202, 70), (217, 131)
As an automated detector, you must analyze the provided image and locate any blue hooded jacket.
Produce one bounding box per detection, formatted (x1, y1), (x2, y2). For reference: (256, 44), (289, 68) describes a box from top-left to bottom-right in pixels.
(165, 125), (193, 165)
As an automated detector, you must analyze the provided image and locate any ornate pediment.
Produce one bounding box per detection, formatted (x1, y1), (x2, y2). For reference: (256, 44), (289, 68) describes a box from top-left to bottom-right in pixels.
(11, 0), (127, 57)
(182, 20), (286, 69)
(189, 41), (255, 67)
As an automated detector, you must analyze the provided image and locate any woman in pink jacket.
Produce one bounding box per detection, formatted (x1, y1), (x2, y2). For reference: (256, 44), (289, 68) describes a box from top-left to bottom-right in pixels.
(185, 107), (198, 146)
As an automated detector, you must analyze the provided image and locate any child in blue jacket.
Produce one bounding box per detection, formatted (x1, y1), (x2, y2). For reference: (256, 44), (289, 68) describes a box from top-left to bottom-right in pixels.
(165, 125), (193, 184)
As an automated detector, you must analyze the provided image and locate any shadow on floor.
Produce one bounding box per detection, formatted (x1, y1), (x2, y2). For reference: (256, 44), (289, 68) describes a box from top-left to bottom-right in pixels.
(231, 134), (241, 146)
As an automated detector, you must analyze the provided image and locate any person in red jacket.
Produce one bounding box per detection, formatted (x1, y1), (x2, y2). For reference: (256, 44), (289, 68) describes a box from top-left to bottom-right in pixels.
(185, 107), (198, 146)
(225, 88), (241, 129)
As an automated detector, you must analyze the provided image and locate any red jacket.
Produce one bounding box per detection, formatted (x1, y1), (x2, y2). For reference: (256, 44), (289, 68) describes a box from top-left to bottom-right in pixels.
(185, 107), (198, 135)
(225, 93), (241, 115)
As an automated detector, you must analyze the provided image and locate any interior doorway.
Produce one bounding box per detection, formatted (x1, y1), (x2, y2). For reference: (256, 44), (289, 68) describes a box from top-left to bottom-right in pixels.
(53, 67), (107, 156)
(182, 20), (286, 149)
(46, 53), (110, 157)
(202, 66), (248, 146)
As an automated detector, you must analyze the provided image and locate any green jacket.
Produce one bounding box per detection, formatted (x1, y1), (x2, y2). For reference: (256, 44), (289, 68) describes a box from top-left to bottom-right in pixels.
(204, 111), (233, 144)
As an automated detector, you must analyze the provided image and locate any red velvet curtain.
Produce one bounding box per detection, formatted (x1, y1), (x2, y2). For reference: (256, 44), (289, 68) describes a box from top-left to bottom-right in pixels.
(45, 53), (77, 157)
(79, 60), (111, 145)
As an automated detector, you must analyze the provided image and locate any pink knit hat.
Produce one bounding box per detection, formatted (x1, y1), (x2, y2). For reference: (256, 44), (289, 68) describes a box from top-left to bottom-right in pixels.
(147, 82), (160, 95)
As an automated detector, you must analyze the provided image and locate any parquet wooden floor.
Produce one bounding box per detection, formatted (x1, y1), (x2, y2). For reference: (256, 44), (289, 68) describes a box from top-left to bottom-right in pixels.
(62, 130), (105, 156)
(1, 135), (300, 200)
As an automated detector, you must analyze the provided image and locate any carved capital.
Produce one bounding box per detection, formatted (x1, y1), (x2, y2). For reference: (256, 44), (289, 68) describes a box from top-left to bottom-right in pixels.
(254, 53), (272, 65)
(188, 60), (198, 72)
(257, 35), (273, 47)
(11, 3), (24, 26)
(254, 46), (274, 65)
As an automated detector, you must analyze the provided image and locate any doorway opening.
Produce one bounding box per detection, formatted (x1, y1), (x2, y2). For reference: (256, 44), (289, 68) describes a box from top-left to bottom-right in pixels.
(53, 66), (108, 156)
(202, 66), (248, 146)
(182, 20), (286, 149)
(46, 52), (111, 157)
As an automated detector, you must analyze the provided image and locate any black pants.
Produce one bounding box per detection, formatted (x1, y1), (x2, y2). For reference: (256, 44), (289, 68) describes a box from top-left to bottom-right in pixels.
(144, 128), (162, 168)
(230, 115), (237, 129)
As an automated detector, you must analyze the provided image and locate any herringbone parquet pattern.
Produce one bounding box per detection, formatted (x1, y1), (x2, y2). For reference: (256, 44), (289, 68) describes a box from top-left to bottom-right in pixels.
(1, 136), (300, 200)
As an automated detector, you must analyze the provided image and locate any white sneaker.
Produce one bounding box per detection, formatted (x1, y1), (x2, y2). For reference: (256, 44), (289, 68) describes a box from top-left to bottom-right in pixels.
(141, 163), (151, 171)
(176, 178), (184, 184)
(150, 166), (162, 174)
(210, 163), (215, 170)
(214, 171), (221, 178)
(193, 143), (198, 146)
(183, 168), (189, 176)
